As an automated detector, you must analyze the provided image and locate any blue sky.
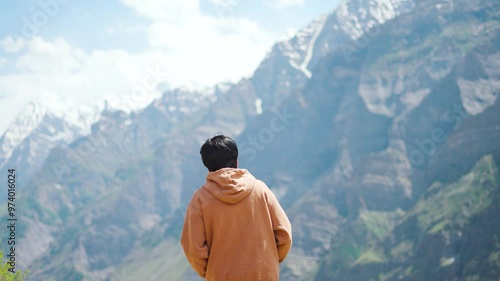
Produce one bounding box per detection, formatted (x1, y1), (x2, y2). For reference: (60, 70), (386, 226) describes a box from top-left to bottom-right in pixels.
(0, 0), (339, 133)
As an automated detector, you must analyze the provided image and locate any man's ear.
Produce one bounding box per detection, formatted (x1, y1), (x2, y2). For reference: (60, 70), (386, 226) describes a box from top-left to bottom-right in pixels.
(236, 160), (239, 168)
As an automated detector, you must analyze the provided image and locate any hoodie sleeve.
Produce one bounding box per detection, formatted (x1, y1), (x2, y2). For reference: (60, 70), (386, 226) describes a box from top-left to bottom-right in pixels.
(180, 194), (209, 278)
(268, 190), (293, 263)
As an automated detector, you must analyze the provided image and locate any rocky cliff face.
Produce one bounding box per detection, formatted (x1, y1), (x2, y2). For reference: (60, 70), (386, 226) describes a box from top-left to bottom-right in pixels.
(2, 0), (499, 280)
(271, 0), (500, 279)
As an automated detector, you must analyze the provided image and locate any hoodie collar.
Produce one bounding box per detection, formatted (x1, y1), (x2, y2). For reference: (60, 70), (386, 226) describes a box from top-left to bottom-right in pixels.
(203, 168), (256, 204)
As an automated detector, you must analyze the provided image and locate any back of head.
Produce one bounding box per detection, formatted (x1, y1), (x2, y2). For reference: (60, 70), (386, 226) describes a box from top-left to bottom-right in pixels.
(200, 135), (238, 172)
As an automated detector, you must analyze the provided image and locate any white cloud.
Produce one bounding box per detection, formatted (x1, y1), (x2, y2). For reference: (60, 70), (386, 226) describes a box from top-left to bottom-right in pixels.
(0, 0), (276, 134)
(105, 22), (146, 35)
(271, 0), (305, 9)
(121, 0), (201, 22)
(121, 0), (273, 85)
(1, 36), (27, 53)
(0, 57), (5, 68)
(207, 0), (243, 16)
(146, 17), (272, 86)
(15, 37), (85, 73)
(0, 37), (168, 133)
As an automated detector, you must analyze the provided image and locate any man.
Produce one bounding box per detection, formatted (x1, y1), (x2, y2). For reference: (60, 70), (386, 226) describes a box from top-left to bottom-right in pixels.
(181, 135), (292, 281)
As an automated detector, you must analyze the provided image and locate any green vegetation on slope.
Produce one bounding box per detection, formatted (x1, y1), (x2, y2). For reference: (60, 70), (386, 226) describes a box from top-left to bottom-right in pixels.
(316, 154), (500, 281)
(414, 155), (498, 234)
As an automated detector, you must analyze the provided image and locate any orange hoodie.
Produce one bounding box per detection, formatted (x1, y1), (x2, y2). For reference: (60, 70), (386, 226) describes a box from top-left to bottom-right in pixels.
(181, 168), (292, 281)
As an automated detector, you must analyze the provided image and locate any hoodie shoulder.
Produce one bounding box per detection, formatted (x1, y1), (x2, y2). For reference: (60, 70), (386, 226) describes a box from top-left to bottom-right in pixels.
(252, 179), (274, 198)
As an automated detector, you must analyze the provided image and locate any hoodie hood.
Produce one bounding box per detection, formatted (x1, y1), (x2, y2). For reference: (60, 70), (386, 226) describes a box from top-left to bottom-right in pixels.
(203, 168), (256, 204)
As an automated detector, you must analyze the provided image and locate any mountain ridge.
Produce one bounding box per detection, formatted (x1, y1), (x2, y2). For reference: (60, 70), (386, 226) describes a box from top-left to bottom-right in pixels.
(1, 0), (499, 280)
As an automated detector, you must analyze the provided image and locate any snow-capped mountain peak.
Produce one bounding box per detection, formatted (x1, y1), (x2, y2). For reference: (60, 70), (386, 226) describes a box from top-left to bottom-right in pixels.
(334, 0), (416, 40)
(268, 0), (415, 81)
(0, 101), (47, 161)
(0, 99), (111, 176)
(276, 15), (329, 78)
(49, 100), (108, 136)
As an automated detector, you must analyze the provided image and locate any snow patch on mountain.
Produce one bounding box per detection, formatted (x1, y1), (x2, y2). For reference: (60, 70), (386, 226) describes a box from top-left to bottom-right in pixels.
(458, 78), (500, 116)
(255, 98), (263, 115)
(300, 16), (328, 78)
(277, 15), (328, 78)
(50, 100), (108, 136)
(335, 0), (416, 41)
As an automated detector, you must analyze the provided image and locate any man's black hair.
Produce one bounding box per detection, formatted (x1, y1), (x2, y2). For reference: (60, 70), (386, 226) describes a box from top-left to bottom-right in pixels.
(200, 135), (238, 172)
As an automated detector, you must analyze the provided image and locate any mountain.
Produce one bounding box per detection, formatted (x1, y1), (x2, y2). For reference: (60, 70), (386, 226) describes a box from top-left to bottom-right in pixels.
(0, 101), (106, 202)
(259, 0), (500, 279)
(1, 86), (221, 280)
(0, 88), (217, 202)
(251, 0), (416, 111)
(1, 0), (499, 280)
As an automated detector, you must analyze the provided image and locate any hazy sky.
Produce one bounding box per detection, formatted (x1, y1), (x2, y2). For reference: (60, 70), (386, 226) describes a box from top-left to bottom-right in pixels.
(0, 0), (339, 134)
